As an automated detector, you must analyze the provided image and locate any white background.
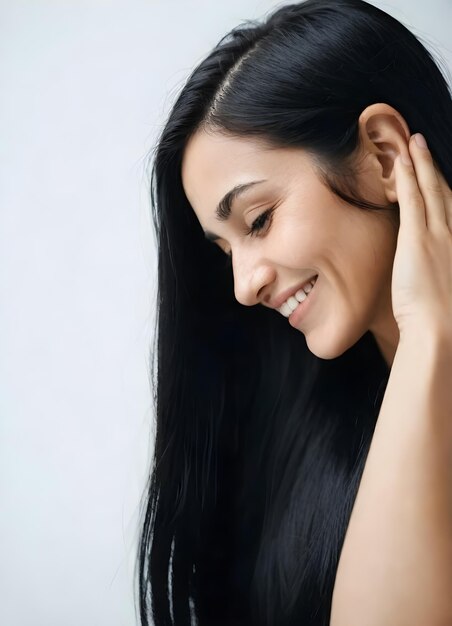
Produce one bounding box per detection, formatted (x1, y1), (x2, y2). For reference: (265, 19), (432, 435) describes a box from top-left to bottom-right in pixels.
(0, 1), (450, 625)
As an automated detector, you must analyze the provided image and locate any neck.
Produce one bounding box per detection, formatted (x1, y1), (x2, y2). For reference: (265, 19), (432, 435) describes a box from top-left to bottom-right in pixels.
(371, 308), (400, 367)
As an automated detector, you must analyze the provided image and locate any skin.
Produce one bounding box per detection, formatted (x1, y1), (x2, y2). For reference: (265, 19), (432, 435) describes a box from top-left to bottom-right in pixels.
(330, 135), (452, 626)
(181, 104), (422, 367)
(182, 99), (452, 622)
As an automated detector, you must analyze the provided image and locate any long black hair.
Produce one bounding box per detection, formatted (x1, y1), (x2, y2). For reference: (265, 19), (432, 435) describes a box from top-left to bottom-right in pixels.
(136, 1), (452, 624)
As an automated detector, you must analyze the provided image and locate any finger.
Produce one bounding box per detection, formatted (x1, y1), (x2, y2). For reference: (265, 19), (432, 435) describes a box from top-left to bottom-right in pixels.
(435, 161), (452, 231)
(394, 152), (426, 234)
(408, 134), (448, 234)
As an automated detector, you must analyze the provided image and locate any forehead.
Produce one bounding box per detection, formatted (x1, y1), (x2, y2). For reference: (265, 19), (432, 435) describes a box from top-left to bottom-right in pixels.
(182, 131), (267, 204)
(181, 129), (313, 216)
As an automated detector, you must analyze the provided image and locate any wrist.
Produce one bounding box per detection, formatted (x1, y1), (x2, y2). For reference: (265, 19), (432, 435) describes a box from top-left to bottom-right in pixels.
(393, 325), (452, 393)
(398, 322), (452, 357)
(390, 326), (452, 437)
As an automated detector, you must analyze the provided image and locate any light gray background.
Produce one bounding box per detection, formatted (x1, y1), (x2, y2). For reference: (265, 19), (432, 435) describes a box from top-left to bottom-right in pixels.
(0, 1), (450, 625)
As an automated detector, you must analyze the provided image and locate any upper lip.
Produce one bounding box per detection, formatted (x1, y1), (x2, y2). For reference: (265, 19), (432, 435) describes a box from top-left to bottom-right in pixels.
(269, 275), (318, 310)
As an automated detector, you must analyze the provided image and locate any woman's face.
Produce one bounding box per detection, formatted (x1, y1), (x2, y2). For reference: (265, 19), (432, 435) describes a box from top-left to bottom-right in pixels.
(181, 129), (399, 362)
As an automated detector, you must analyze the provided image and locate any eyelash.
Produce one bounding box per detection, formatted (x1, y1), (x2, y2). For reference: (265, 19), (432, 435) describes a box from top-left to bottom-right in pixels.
(224, 207), (275, 264)
(245, 207), (275, 237)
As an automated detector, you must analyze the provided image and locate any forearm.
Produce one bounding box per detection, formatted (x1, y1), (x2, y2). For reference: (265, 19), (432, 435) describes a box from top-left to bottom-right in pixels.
(330, 330), (452, 626)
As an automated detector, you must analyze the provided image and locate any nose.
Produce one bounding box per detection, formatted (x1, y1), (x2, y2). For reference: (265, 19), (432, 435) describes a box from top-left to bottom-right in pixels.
(231, 249), (276, 307)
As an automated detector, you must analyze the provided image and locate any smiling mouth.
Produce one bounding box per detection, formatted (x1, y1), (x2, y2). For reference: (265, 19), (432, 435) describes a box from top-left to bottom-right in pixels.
(278, 275), (318, 317)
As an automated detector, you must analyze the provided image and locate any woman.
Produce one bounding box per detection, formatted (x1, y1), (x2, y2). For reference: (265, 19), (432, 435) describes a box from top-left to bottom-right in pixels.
(137, 1), (452, 624)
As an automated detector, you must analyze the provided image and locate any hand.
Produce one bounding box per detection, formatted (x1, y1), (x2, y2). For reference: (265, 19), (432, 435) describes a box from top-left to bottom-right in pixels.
(391, 133), (452, 340)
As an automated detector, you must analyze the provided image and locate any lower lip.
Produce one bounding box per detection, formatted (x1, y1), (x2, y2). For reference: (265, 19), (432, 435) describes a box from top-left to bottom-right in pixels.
(288, 277), (318, 328)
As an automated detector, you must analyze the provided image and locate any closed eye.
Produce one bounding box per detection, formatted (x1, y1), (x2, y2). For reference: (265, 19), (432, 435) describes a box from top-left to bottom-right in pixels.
(223, 206), (276, 267)
(245, 206), (275, 237)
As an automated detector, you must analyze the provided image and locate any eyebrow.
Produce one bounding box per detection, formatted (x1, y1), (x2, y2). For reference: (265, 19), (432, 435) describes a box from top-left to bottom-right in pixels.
(203, 179), (267, 242)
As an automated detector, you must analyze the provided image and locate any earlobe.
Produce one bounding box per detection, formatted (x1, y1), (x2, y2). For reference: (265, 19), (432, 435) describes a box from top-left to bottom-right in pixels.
(358, 103), (411, 205)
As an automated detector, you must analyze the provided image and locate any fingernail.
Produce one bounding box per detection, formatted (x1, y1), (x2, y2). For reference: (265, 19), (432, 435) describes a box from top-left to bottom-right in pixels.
(414, 133), (428, 149)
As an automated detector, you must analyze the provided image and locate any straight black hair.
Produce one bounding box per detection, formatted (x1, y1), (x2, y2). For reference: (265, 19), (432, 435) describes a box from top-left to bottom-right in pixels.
(136, 1), (452, 624)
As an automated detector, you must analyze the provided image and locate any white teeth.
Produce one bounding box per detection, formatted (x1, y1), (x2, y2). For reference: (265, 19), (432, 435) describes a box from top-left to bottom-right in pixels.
(278, 276), (317, 317)
(280, 302), (292, 316)
(295, 289), (307, 302)
(287, 296), (299, 311)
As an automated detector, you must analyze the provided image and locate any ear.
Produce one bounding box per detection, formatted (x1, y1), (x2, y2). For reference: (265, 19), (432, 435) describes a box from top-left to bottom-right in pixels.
(358, 103), (411, 204)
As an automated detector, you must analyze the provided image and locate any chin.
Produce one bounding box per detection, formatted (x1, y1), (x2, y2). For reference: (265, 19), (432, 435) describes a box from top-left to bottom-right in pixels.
(304, 324), (366, 360)
(306, 344), (346, 360)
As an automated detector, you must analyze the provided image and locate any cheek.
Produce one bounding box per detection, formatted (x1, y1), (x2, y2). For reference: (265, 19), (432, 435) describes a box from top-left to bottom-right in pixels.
(360, 218), (398, 282)
(337, 211), (395, 270)
(275, 218), (327, 266)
